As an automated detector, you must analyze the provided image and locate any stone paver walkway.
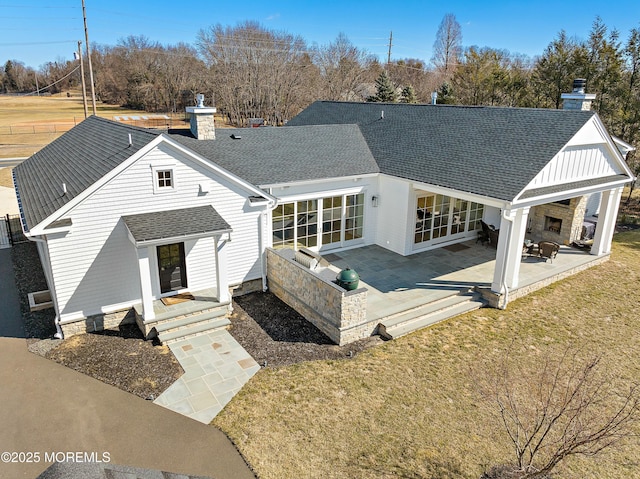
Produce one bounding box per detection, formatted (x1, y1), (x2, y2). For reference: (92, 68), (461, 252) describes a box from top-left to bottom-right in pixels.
(154, 330), (260, 423)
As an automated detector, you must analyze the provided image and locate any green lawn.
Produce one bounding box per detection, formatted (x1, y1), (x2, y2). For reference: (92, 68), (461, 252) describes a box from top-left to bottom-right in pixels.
(214, 230), (640, 479)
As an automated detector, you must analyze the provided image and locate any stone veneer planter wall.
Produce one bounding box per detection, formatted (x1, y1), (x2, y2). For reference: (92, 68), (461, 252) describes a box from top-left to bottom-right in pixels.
(266, 248), (372, 346)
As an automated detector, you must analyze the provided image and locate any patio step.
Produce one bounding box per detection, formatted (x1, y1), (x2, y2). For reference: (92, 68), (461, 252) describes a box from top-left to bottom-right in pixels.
(156, 309), (230, 344)
(378, 292), (485, 340)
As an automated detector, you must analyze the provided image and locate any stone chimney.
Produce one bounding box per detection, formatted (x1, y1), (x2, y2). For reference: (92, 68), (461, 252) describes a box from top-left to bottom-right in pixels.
(185, 94), (216, 140)
(561, 78), (596, 111)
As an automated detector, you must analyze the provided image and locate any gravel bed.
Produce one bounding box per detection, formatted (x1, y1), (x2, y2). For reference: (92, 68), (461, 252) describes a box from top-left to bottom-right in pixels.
(230, 292), (383, 368)
(11, 242), (57, 341)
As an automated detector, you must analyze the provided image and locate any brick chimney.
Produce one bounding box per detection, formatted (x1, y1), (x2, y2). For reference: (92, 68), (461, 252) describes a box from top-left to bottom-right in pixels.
(185, 94), (216, 140)
(561, 79), (596, 111)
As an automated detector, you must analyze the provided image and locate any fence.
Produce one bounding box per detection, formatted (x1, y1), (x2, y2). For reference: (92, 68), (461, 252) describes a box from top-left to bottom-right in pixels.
(0, 214), (27, 248)
(0, 116), (185, 136)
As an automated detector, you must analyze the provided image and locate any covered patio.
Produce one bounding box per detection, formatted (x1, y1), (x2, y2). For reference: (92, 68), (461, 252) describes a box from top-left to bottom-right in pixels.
(323, 240), (608, 322)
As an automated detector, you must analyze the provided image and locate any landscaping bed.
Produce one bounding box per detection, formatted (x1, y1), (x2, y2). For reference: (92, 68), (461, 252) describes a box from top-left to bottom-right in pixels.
(12, 241), (381, 401)
(230, 292), (382, 368)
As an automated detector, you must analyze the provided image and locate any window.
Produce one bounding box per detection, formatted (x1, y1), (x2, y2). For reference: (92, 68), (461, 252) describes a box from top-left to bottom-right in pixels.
(157, 169), (173, 188)
(272, 192), (365, 250)
(152, 165), (176, 193)
(415, 193), (484, 246)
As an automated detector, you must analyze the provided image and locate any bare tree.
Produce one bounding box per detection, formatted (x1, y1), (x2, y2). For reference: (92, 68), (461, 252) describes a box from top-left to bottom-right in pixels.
(476, 345), (640, 479)
(432, 13), (462, 75)
(197, 21), (314, 126)
(312, 33), (378, 101)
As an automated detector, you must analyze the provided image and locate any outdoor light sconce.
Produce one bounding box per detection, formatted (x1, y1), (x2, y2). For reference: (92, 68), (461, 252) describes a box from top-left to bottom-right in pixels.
(372, 195), (379, 207)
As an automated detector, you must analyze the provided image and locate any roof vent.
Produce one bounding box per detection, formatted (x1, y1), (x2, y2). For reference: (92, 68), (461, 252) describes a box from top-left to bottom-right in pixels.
(128, 133), (132, 147)
(381, 110), (384, 120)
(230, 134), (242, 140)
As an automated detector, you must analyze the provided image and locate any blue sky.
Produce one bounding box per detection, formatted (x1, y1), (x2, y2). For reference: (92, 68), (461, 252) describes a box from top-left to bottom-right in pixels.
(1, 0), (639, 70)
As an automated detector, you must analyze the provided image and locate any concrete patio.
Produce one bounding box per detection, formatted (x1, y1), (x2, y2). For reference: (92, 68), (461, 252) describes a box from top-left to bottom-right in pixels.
(324, 240), (607, 321)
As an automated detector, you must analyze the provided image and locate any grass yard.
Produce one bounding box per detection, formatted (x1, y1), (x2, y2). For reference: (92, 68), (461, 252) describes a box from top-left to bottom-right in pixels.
(0, 93), (188, 158)
(214, 230), (640, 479)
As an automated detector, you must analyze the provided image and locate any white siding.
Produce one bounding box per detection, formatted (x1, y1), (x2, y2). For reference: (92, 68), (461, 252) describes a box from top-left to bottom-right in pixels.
(184, 237), (217, 292)
(527, 144), (618, 189)
(525, 119), (624, 192)
(47, 142), (263, 321)
(375, 175), (412, 255)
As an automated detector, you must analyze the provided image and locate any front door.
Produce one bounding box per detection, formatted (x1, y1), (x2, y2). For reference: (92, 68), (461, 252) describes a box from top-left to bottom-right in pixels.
(157, 243), (187, 294)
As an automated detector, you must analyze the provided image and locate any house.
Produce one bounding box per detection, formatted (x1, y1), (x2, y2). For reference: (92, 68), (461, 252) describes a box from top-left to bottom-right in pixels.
(13, 84), (635, 342)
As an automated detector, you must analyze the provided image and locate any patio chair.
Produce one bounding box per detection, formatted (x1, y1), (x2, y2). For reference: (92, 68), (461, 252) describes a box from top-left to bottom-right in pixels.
(538, 241), (560, 263)
(522, 241), (536, 258)
(476, 221), (490, 246)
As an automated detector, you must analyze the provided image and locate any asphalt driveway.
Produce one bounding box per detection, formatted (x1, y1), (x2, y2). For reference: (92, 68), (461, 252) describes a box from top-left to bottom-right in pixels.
(0, 249), (255, 479)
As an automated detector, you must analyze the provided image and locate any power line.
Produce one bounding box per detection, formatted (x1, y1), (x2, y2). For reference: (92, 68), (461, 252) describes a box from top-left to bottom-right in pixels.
(0, 40), (77, 46)
(19, 64), (81, 96)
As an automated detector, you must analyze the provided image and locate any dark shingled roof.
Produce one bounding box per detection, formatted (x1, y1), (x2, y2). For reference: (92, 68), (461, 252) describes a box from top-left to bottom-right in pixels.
(13, 116), (161, 230)
(169, 124), (379, 186)
(122, 205), (231, 244)
(286, 101), (597, 201)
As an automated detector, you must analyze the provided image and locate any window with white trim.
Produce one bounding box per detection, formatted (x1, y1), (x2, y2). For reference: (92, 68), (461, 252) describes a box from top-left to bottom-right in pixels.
(157, 169), (173, 188)
(272, 192), (365, 251)
(152, 165), (176, 193)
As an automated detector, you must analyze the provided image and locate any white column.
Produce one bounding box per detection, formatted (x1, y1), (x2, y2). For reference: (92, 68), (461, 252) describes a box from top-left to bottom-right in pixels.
(215, 236), (230, 303)
(491, 212), (512, 293)
(491, 207), (529, 293)
(504, 207), (530, 289)
(137, 246), (155, 321)
(591, 187), (623, 256)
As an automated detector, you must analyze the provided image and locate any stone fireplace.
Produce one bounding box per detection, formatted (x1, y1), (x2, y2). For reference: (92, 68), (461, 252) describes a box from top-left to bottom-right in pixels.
(528, 196), (588, 245)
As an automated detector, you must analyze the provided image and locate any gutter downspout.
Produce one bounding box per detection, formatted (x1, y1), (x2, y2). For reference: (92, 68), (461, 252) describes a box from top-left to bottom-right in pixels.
(27, 235), (64, 339)
(260, 192), (279, 292)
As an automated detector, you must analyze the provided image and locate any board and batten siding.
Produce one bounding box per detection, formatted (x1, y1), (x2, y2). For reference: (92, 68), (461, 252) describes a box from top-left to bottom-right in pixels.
(47, 142), (264, 322)
(526, 144), (619, 189)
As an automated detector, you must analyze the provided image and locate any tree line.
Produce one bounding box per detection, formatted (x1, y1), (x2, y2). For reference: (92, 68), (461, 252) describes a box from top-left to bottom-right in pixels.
(1, 17), (639, 152)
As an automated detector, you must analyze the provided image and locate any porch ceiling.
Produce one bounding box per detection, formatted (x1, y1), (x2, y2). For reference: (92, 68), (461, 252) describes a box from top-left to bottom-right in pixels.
(122, 205), (231, 246)
(323, 242), (600, 321)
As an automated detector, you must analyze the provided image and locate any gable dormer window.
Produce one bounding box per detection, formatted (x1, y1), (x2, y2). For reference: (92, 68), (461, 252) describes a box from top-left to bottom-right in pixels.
(152, 165), (176, 194)
(157, 169), (173, 188)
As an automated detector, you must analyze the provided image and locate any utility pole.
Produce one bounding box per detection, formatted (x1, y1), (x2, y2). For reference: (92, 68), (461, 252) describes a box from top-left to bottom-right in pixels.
(35, 74), (39, 96)
(82, 0), (97, 115)
(387, 31), (393, 68)
(77, 41), (88, 118)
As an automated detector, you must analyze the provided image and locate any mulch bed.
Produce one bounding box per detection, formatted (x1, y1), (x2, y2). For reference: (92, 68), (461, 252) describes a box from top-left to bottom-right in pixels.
(45, 324), (184, 401)
(11, 241), (382, 400)
(230, 292), (382, 368)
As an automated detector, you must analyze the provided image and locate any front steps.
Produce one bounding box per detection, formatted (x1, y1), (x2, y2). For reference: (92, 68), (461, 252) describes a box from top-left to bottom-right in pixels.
(155, 308), (230, 344)
(134, 301), (231, 344)
(377, 290), (485, 340)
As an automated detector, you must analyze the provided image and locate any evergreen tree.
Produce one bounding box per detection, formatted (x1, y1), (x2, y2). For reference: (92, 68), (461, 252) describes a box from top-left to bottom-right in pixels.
(368, 70), (397, 102)
(400, 84), (417, 103)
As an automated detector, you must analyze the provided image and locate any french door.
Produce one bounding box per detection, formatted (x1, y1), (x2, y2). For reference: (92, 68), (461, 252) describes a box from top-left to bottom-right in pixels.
(414, 193), (483, 247)
(272, 193), (365, 251)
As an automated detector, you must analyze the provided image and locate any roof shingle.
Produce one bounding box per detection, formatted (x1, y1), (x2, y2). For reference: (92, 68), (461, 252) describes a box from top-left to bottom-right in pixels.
(286, 101), (596, 201)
